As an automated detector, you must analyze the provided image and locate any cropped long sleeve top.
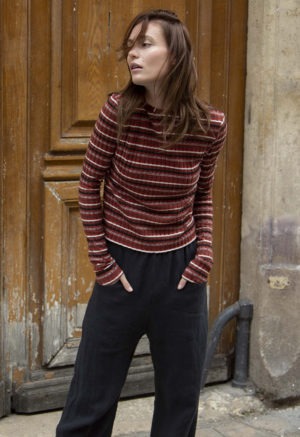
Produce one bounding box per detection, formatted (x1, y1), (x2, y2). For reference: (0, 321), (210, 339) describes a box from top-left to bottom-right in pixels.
(79, 93), (227, 285)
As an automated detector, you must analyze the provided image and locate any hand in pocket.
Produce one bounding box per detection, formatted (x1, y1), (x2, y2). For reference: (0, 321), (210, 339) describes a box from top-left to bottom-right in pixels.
(177, 277), (187, 290)
(119, 273), (133, 292)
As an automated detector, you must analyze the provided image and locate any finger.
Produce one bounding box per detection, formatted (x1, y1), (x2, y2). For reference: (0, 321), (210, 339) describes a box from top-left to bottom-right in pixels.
(177, 277), (187, 290)
(120, 274), (133, 292)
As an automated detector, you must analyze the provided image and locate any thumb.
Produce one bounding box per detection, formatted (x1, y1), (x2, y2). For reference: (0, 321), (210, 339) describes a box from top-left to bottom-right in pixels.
(177, 277), (187, 290)
(120, 273), (133, 292)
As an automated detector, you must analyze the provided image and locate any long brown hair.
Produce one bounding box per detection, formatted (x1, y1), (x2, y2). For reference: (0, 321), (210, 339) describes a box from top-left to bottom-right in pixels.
(117, 9), (210, 145)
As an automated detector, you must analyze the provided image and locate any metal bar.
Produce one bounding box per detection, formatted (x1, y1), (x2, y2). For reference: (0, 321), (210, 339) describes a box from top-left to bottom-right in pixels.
(201, 299), (253, 389)
(232, 299), (253, 387)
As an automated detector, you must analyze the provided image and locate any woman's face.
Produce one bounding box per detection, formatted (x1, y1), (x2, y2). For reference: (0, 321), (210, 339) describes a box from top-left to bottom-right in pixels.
(127, 21), (170, 98)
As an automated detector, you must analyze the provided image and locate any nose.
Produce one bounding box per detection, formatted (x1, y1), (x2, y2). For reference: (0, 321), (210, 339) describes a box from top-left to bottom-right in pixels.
(128, 44), (138, 59)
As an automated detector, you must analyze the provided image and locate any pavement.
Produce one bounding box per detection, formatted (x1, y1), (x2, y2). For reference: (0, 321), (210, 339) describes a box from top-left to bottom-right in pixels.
(0, 382), (299, 436)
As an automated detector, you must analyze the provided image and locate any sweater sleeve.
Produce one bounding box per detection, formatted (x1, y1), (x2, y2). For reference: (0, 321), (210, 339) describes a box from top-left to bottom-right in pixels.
(182, 114), (227, 284)
(78, 94), (123, 285)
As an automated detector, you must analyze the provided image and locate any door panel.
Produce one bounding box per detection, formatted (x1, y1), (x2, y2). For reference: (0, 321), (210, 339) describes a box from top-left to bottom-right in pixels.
(43, 181), (93, 367)
(0, 0), (248, 413)
(50, 0), (185, 152)
(50, 0), (127, 151)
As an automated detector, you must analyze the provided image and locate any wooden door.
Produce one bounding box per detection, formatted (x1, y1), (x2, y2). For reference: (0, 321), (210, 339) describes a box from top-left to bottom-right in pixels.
(0, 0), (247, 413)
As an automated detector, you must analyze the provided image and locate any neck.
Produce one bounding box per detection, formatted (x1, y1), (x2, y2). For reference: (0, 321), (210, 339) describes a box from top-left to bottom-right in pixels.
(145, 88), (164, 110)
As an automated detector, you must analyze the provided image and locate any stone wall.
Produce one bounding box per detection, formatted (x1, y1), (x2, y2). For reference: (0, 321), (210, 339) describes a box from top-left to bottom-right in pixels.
(241, 0), (300, 400)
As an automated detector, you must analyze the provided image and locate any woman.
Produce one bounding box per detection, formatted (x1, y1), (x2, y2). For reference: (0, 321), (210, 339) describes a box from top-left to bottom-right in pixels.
(56, 9), (226, 437)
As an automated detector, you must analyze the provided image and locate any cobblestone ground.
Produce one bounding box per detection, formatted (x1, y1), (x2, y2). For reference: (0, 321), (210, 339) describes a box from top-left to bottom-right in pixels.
(0, 383), (299, 436)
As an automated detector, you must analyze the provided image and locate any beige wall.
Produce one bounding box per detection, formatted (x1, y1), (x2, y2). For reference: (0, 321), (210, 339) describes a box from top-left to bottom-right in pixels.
(241, 0), (300, 400)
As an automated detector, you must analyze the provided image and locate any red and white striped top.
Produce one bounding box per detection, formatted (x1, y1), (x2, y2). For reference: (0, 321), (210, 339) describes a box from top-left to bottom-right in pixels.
(79, 93), (226, 285)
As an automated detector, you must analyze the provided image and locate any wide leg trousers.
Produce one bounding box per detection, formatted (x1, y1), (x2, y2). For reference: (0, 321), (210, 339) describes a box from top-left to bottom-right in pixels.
(56, 241), (208, 437)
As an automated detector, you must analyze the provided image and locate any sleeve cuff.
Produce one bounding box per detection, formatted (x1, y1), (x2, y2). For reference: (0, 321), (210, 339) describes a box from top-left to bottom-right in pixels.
(182, 257), (212, 284)
(95, 263), (123, 286)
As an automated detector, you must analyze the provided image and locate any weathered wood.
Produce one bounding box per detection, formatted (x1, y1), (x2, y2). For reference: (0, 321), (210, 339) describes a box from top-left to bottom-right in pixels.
(13, 360), (154, 413)
(205, 353), (233, 386)
(208, 0), (248, 354)
(0, 381), (5, 417)
(47, 334), (150, 368)
(0, 0), (29, 412)
(13, 353), (230, 413)
(0, 381), (11, 418)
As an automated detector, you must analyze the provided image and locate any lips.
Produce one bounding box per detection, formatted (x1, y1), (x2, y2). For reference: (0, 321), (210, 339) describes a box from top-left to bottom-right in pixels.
(130, 63), (142, 71)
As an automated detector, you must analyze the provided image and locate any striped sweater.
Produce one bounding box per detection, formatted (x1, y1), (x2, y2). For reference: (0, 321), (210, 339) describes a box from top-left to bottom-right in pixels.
(79, 93), (227, 285)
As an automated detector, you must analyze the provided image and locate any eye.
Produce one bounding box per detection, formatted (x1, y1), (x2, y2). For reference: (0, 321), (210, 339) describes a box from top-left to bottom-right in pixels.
(142, 41), (152, 47)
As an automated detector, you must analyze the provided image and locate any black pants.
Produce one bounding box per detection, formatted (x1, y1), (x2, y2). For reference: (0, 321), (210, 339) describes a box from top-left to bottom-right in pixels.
(56, 241), (208, 437)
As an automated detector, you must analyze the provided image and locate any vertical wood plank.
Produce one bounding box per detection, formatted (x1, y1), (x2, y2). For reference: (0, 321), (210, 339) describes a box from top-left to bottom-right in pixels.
(210, 0), (248, 351)
(186, 0), (213, 102)
(1, 0), (29, 384)
(28, 0), (52, 369)
(0, 3), (7, 414)
(209, 0), (232, 325)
